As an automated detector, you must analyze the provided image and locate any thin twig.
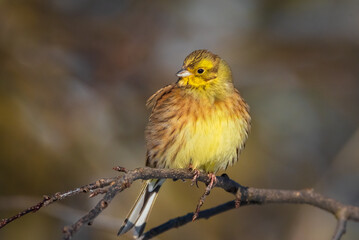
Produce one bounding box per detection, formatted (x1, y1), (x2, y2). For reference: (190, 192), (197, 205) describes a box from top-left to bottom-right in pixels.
(192, 175), (216, 221)
(89, 188), (109, 198)
(332, 219), (347, 240)
(0, 177), (117, 229)
(192, 186), (211, 221)
(332, 208), (348, 240)
(62, 178), (130, 239)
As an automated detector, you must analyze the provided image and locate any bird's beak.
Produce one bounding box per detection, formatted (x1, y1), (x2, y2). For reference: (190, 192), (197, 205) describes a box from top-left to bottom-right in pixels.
(176, 69), (192, 77)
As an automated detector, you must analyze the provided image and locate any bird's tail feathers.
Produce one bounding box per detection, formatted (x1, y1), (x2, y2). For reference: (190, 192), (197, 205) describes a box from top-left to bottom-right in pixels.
(118, 179), (165, 238)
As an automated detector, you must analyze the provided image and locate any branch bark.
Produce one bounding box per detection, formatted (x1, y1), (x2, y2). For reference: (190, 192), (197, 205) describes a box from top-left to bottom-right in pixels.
(0, 177), (117, 229)
(141, 200), (240, 240)
(1, 167), (358, 240)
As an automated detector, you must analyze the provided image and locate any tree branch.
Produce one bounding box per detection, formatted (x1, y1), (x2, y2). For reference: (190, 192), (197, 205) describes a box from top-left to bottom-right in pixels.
(0, 177), (117, 229)
(332, 208), (348, 240)
(1, 167), (358, 240)
(141, 200), (242, 239)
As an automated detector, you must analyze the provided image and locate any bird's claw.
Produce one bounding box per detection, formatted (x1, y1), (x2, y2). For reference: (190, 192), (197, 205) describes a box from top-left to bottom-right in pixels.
(191, 169), (200, 187)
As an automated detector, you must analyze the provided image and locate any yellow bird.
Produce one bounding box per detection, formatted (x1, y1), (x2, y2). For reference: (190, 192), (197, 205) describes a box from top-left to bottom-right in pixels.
(118, 49), (251, 238)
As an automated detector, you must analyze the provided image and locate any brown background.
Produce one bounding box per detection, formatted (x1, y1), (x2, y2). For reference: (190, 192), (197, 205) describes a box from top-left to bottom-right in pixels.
(0, 0), (359, 239)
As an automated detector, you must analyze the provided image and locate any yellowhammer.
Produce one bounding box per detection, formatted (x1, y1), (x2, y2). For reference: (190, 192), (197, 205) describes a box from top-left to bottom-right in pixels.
(118, 49), (251, 238)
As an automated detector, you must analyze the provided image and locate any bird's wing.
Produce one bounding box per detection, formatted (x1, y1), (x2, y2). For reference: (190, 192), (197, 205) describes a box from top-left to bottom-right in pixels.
(146, 84), (176, 109)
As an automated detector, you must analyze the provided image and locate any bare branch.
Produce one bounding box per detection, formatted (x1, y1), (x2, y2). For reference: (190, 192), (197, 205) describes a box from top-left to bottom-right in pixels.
(62, 175), (132, 239)
(141, 200), (241, 239)
(1, 167), (358, 240)
(0, 177), (117, 229)
(332, 218), (347, 240)
(0, 196), (119, 232)
(332, 208), (348, 240)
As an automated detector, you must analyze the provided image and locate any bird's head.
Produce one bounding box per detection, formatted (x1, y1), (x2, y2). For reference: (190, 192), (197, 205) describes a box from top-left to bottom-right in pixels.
(176, 49), (234, 98)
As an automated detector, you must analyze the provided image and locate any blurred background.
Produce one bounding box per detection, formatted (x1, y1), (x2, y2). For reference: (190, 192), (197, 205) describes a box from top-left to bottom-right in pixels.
(0, 0), (359, 239)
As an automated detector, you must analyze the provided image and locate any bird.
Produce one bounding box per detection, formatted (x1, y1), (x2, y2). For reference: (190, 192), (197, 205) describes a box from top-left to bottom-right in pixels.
(118, 49), (251, 238)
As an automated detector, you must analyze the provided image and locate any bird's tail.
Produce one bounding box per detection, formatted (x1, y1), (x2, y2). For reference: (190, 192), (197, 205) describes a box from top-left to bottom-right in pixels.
(118, 179), (165, 238)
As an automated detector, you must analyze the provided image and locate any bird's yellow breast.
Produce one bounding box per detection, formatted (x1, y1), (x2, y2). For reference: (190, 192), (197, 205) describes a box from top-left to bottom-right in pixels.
(170, 115), (247, 172)
(145, 84), (250, 173)
(163, 96), (250, 173)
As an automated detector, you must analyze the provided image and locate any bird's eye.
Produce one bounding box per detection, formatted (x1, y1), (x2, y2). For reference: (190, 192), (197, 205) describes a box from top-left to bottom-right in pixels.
(197, 68), (204, 74)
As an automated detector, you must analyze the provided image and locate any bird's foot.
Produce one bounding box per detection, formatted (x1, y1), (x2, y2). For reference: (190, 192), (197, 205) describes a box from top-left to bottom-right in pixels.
(207, 173), (217, 190)
(189, 165), (200, 187)
(191, 169), (200, 187)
